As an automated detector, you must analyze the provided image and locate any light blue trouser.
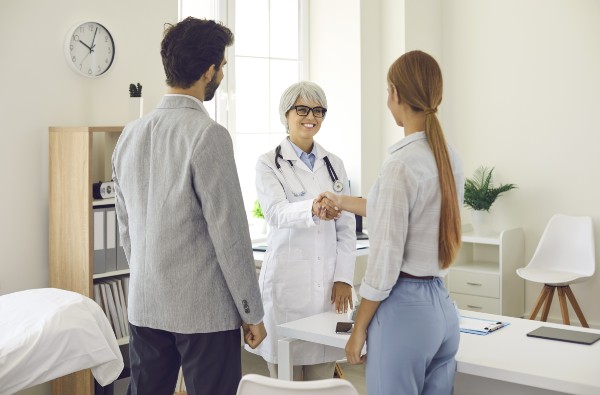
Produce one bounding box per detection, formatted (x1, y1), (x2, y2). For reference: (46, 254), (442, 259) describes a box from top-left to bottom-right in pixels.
(366, 277), (460, 395)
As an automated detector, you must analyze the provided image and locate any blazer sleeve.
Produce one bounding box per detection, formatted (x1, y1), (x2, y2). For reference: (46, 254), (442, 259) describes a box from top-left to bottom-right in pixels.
(112, 154), (131, 263)
(255, 155), (318, 229)
(190, 124), (264, 325)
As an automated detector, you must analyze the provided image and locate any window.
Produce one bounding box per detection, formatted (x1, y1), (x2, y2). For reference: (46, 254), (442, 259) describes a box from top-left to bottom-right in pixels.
(179, 0), (308, 227)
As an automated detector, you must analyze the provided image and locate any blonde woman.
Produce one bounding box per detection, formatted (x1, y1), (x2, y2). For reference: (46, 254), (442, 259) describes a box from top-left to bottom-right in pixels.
(319, 50), (464, 395)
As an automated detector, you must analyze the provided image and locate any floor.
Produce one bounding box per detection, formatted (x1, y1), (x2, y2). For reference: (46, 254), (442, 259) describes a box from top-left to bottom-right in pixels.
(241, 347), (367, 395)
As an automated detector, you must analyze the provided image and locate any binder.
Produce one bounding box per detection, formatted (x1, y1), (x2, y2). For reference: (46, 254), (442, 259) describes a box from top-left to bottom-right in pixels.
(105, 207), (117, 272)
(116, 217), (128, 270)
(93, 208), (106, 274)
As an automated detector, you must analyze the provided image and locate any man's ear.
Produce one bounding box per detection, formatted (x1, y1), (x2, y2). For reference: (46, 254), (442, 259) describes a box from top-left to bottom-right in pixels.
(203, 64), (216, 82)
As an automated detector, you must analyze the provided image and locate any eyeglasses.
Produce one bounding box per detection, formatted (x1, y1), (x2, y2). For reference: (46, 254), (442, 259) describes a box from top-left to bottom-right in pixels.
(293, 105), (327, 118)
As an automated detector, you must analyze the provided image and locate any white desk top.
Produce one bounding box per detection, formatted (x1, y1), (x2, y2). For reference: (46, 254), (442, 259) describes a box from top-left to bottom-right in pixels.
(277, 310), (600, 395)
(253, 240), (369, 262)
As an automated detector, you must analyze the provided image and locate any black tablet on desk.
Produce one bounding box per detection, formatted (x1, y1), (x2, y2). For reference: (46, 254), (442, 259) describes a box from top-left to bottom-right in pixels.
(527, 326), (600, 345)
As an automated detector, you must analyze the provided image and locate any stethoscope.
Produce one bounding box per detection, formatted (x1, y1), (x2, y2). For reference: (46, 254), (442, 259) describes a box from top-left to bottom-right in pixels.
(275, 145), (344, 197)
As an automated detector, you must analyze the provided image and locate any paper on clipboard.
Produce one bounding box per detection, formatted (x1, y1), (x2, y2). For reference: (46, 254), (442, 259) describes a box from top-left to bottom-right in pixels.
(460, 316), (509, 335)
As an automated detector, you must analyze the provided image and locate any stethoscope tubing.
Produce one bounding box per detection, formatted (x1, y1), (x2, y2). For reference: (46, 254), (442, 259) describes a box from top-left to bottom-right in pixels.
(274, 144), (343, 197)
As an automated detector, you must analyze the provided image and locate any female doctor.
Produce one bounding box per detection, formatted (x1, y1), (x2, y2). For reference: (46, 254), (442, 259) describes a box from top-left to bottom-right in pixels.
(247, 81), (356, 381)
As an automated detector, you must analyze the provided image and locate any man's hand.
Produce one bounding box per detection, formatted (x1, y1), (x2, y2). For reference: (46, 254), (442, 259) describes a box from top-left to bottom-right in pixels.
(242, 321), (267, 349)
(331, 282), (353, 313)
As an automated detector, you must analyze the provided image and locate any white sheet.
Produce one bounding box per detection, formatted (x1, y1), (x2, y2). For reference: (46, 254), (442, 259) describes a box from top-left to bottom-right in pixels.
(0, 288), (124, 394)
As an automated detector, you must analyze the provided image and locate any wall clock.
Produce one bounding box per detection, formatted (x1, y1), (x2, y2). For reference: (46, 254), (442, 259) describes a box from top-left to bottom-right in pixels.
(64, 21), (115, 78)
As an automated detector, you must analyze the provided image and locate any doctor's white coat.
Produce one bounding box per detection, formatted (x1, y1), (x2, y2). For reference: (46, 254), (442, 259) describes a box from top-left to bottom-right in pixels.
(246, 138), (356, 365)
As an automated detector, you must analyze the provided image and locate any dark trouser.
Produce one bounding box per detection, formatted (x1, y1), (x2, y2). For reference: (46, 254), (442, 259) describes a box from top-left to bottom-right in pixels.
(127, 323), (241, 395)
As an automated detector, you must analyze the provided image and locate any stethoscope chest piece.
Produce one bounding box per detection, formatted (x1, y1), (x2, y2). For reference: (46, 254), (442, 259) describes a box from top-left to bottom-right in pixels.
(333, 180), (344, 193)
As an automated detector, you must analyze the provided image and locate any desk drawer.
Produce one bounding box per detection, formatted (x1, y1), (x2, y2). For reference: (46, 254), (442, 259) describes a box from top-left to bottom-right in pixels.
(451, 292), (501, 314)
(448, 270), (499, 298)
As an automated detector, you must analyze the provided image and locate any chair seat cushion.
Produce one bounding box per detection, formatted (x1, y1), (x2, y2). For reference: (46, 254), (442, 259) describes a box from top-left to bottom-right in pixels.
(516, 268), (591, 286)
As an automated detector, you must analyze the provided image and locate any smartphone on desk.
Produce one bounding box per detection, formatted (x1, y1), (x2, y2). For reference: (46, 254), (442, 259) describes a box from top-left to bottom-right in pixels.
(336, 322), (353, 334)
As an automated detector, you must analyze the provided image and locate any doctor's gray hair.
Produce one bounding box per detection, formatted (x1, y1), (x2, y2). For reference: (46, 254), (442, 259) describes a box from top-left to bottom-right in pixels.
(279, 81), (328, 128)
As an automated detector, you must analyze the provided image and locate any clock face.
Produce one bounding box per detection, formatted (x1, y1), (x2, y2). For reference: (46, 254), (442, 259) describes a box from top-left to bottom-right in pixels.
(65, 22), (115, 78)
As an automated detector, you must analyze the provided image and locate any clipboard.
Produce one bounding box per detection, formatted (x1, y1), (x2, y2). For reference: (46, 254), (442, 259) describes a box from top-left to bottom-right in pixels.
(460, 316), (509, 335)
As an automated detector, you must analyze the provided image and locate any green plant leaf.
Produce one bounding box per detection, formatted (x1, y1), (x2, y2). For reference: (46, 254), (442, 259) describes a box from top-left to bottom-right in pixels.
(463, 166), (517, 211)
(252, 199), (264, 219)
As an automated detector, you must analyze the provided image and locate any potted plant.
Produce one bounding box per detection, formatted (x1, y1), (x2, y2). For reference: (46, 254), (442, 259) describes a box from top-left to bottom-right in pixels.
(252, 199), (267, 234)
(464, 166), (517, 234)
(128, 82), (143, 120)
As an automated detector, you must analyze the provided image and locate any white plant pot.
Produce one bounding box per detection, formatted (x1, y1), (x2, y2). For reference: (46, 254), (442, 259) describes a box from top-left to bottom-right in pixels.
(129, 97), (143, 120)
(471, 210), (493, 235)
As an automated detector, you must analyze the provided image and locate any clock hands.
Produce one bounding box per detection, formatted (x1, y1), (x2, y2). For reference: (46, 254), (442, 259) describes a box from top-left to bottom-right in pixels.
(91, 27), (98, 50)
(76, 28), (98, 54)
(77, 38), (94, 53)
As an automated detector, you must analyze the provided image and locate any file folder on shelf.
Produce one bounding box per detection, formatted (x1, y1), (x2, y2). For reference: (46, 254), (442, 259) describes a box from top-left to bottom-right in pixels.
(105, 207), (117, 272)
(93, 208), (106, 274)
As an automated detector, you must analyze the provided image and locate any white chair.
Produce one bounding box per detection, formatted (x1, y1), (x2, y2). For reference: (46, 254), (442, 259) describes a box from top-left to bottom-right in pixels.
(236, 374), (360, 395)
(516, 214), (595, 327)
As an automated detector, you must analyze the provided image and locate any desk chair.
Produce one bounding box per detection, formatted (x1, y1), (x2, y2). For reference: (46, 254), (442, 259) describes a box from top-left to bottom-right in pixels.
(516, 214), (595, 327)
(236, 373), (359, 395)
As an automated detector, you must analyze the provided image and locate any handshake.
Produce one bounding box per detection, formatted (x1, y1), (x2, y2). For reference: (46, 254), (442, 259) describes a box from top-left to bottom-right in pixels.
(312, 191), (343, 220)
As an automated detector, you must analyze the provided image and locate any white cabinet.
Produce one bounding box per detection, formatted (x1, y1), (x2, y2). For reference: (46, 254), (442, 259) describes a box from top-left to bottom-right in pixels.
(449, 227), (525, 317)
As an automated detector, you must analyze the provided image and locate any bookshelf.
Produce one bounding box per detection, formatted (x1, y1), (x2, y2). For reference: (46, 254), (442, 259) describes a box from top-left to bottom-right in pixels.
(49, 126), (126, 395)
(448, 226), (525, 317)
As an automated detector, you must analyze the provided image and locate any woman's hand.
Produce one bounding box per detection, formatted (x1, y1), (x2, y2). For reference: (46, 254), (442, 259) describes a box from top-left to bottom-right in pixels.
(345, 328), (367, 365)
(317, 191), (343, 212)
(331, 282), (353, 313)
(312, 198), (340, 220)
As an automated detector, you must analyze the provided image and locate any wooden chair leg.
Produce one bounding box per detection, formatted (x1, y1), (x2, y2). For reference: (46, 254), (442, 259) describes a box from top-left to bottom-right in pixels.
(557, 287), (570, 325)
(564, 286), (589, 328)
(540, 286), (555, 322)
(529, 285), (550, 320)
(334, 362), (345, 379)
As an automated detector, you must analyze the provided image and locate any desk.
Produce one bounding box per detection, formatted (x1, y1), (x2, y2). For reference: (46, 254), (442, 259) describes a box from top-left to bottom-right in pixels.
(277, 310), (600, 394)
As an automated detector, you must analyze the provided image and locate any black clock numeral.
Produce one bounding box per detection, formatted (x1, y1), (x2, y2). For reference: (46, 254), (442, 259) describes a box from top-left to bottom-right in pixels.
(73, 34), (79, 42)
(72, 56), (76, 63)
(88, 68), (92, 75)
(89, 24), (95, 31)
(107, 47), (112, 54)
(70, 44), (74, 51)
(97, 65), (101, 73)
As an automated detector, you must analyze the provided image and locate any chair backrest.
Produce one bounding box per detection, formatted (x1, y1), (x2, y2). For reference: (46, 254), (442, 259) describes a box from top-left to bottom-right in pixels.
(527, 214), (595, 276)
(236, 374), (360, 395)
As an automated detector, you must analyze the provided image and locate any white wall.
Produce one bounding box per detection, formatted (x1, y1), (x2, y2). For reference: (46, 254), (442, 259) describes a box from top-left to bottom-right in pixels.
(442, 0), (600, 326)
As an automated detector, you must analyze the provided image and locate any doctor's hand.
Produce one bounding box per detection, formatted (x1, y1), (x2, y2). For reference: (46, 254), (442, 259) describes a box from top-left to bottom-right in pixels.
(331, 282), (353, 313)
(312, 198), (340, 220)
(242, 321), (267, 349)
(316, 191), (343, 212)
(345, 328), (367, 365)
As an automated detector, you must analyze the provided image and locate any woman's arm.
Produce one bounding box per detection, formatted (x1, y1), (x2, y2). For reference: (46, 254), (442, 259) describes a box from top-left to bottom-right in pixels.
(317, 192), (367, 217)
(345, 298), (380, 364)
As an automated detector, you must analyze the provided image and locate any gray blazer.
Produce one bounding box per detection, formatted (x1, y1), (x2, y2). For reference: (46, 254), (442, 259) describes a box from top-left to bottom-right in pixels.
(112, 95), (264, 333)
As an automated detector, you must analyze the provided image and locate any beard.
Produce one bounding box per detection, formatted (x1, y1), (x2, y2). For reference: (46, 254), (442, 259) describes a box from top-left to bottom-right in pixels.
(204, 71), (220, 101)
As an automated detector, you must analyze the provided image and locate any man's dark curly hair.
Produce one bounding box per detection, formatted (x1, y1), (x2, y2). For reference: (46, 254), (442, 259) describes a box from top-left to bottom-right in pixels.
(161, 17), (234, 89)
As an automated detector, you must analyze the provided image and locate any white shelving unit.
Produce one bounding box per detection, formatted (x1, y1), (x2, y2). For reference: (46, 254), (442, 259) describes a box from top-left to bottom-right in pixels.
(449, 226), (525, 317)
